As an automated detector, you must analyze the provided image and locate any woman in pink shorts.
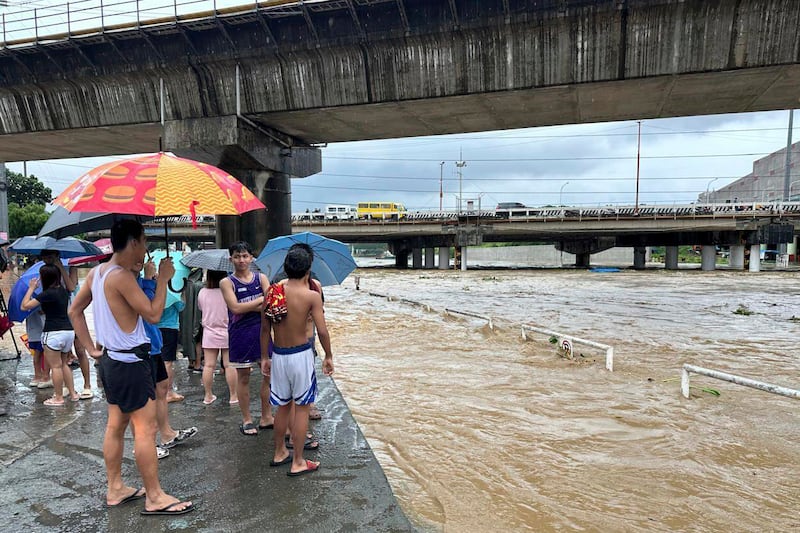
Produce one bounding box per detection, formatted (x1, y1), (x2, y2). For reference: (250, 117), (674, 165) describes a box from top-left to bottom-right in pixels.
(198, 270), (237, 405)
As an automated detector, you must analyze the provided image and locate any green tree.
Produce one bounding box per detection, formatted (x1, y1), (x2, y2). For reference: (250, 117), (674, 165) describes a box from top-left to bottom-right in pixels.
(6, 170), (52, 206)
(9, 202), (50, 238)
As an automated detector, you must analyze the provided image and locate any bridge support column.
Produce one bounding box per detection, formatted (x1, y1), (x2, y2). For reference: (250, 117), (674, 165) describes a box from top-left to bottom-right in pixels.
(412, 248), (423, 269)
(461, 247), (468, 271)
(665, 246), (679, 270)
(749, 244), (761, 272)
(165, 116), (321, 251)
(701, 246), (716, 271)
(395, 250), (409, 269)
(575, 252), (590, 268)
(729, 245), (745, 270)
(424, 247), (435, 268)
(633, 247), (647, 270)
(439, 247), (450, 270)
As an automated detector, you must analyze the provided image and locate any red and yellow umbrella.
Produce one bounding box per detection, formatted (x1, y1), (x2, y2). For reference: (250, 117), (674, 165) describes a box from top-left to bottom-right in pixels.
(53, 152), (265, 217)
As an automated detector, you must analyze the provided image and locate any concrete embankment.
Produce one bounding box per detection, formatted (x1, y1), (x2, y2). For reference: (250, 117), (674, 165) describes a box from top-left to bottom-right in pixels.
(0, 351), (414, 532)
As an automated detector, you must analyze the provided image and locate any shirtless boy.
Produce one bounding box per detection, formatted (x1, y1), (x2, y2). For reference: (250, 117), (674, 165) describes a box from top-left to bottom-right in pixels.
(262, 245), (333, 476)
(69, 220), (193, 515)
(220, 241), (273, 435)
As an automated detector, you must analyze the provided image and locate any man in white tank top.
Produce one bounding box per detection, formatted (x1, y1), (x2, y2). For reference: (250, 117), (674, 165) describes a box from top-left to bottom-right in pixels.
(69, 220), (193, 515)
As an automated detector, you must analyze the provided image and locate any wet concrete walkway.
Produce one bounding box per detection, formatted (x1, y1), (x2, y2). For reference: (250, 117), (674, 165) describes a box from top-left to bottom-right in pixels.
(0, 351), (414, 532)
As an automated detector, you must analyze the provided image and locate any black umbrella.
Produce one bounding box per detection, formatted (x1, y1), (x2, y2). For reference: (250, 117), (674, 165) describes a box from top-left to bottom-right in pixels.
(38, 207), (152, 238)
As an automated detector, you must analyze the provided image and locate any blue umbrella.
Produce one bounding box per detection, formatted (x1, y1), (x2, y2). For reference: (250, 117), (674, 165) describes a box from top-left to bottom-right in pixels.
(7, 259), (70, 323)
(148, 249), (189, 308)
(9, 235), (102, 258)
(255, 231), (357, 286)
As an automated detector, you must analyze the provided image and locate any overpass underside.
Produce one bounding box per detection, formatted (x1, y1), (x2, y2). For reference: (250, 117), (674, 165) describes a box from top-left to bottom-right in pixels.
(1, 0), (799, 160)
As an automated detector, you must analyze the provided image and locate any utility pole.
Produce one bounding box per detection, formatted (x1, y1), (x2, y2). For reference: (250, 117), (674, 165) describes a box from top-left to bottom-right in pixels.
(783, 109), (794, 201)
(635, 120), (642, 214)
(439, 161), (445, 212)
(455, 149), (466, 213)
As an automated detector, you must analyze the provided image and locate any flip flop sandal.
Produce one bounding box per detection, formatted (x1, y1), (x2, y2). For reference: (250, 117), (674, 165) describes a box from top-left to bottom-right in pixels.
(141, 502), (195, 516)
(285, 436), (319, 450)
(287, 460), (320, 477)
(161, 427), (198, 449)
(239, 422), (258, 436)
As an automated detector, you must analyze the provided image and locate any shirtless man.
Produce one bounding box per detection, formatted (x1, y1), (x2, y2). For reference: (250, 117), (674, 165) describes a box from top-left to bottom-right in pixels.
(69, 220), (193, 515)
(262, 245), (333, 476)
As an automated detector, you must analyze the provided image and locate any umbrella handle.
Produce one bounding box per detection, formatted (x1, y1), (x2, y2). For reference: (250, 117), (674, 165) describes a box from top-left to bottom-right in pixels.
(168, 277), (186, 293)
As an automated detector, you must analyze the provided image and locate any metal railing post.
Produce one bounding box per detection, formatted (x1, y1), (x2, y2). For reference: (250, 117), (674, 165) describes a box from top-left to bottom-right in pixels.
(137, 0), (140, 27)
(34, 8), (38, 42)
(67, 2), (71, 35)
(100, 0), (104, 30)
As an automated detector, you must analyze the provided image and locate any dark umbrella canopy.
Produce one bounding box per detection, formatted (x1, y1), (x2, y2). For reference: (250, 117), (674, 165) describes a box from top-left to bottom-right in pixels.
(9, 236), (103, 258)
(38, 206), (151, 238)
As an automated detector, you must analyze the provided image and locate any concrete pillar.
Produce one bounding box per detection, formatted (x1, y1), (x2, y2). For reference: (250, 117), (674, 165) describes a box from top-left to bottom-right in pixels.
(165, 116), (320, 251)
(395, 250), (409, 269)
(454, 246), (462, 269)
(575, 252), (590, 268)
(461, 247), (468, 271)
(729, 245), (745, 270)
(665, 246), (679, 270)
(438, 247), (450, 270)
(749, 244), (761, 272)
(701, 245), (716, 271)
(424, 247), (435, 268)
(633, 246), (647, 269)
(412, 248), (423, 269)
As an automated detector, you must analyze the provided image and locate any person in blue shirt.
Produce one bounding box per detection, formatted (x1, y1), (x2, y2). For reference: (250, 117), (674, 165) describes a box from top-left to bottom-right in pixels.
(138, 260), (196, 457)
(157, 289), (185, 403)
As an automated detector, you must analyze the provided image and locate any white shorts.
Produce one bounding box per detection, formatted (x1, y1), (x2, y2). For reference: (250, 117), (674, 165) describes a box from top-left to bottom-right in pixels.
(42, 330), (75, 353)
(269, 342), (317, 406)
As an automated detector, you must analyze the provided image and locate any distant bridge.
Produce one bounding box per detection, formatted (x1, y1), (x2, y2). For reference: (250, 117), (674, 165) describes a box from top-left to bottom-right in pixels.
(146, 202), (800, 265)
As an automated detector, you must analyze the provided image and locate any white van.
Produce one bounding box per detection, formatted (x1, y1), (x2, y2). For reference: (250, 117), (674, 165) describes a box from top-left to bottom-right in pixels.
(325, 205), (357, 220)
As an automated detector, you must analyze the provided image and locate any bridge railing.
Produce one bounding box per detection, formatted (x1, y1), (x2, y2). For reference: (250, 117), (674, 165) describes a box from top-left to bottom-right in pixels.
(0, 0), (299, 47)
(290, 201), (800, 226)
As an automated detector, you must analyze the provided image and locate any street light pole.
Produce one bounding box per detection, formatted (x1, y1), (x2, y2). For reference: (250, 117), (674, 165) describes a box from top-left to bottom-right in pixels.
(559, 181), (569, 206)
(705, 177), (719, 204)
(455, 149), (466, 213)
(439, 161), (445, 212)
(635, 120), (641, 214)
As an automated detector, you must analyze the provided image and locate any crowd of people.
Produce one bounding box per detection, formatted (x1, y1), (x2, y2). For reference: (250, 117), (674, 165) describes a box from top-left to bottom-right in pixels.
(14, 220), (334, 515)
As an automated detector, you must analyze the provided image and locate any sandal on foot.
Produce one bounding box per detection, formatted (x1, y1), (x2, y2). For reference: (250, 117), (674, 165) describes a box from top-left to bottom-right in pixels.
(258, 422), (274, 430)
(141, 501), (194, 516)
(287, 460), (320, 477)
(285, 435), (319, 450)
(43, 397), (65, 407)
(106, 488), (145, 507)
(161, 427), (198, 449)
(202, 395), (217, 405)
(79, 388), (94, 400)
(239, 422), (258, 436)
(269, 454), (293, 467)
(166, 394), (184, 403)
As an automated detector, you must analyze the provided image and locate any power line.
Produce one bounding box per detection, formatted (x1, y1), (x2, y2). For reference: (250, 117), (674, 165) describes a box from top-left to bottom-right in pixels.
(325, 151), (799, 162)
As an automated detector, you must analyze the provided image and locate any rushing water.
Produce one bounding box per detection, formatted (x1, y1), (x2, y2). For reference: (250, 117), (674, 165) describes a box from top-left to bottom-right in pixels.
(324, 267), (800, 532)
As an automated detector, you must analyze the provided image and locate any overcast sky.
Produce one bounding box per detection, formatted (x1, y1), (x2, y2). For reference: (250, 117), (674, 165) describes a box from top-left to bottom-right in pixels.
(6, 110), (797, 213)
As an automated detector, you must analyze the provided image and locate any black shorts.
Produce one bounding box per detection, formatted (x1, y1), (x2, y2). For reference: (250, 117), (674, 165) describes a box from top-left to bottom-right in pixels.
(153, 354), (168, 383)
(98, 352), (156, 414)
(159, 328), (179, 362)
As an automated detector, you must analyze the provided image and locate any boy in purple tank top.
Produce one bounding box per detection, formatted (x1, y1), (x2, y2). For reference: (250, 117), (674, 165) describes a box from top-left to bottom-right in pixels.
(219, 241), (273, 436)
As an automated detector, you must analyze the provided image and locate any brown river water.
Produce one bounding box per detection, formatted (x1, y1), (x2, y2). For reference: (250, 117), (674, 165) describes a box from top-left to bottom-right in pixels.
(323, 267), (800, 532)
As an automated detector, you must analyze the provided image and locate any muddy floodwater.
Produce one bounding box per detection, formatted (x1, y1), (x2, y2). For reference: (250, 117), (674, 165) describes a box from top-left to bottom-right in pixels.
(323, 267), (800, 532)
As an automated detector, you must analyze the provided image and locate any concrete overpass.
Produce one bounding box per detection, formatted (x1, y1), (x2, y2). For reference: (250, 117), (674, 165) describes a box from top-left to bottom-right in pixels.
(142, 202), (800, 269)
(2, 0), (800, 247)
